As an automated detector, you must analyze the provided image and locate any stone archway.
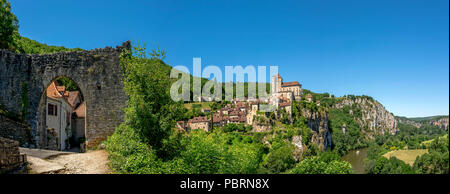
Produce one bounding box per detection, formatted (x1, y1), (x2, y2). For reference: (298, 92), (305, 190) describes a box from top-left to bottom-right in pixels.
(0, 42), (130, 149)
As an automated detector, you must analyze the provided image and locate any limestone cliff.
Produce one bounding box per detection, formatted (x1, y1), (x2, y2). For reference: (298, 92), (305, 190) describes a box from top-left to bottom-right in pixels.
(333, 97), (398, 138)
(430, 117), (449, 131)
(397, 116), (422, 128)
(300, 107), (332, 151)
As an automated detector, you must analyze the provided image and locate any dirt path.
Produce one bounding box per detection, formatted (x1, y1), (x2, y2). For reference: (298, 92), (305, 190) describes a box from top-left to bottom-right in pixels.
(22, 148), (111, 174)
(48, 150), (111, 174)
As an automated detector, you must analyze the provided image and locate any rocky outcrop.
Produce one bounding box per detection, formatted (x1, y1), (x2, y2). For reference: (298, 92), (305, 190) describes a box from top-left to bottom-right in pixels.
(291, 135), (305, 161)
(301, 108), (332, 151)
(430, 117), (449, 131)
(252, 115), (272, 132)
(334, 97), (398, 138)
(397, 116), (422, 128)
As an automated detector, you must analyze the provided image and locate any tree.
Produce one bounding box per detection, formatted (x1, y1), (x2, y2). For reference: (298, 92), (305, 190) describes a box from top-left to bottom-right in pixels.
(291, 156), (352, 174)
(367, 156), (414, 174)
(0, 0), (18, 50)
(413, 135), (449, 174)
(260, 142), (296, 173)
(119, 44), (185, 158)
(56, 77), (80, 92)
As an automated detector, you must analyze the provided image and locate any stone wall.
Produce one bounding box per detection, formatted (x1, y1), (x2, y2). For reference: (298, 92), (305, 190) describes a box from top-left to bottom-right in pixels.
(0, 114), (32, 146)
(0, 41), (130, 149)
(0, 137), (27, 174)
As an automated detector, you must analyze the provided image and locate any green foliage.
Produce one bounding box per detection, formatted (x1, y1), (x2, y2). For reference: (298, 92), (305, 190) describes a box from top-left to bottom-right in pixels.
(367, 156), (414, 174)
(329, 106), (363, 155)
(259, 140), (296, 174)
(107, 44), (265, 174)
(0, 0), (18, 50)
(56, 77), (81, 92)
(14, 36), (83, 54)
(291, 156), (352, 174)
(118, 43), (185, 157)
(222, 123), (251, 133)
(181, 130), (263, 174)
(413, 135), (449, 174)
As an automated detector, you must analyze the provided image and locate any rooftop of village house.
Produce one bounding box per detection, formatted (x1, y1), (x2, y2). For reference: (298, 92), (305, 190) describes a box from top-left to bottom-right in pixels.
(188, 116), (209, 123)
(281, 81), (302, 87)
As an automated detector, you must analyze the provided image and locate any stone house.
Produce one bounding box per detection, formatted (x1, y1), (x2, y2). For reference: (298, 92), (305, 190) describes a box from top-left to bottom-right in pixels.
(247, 103), (259, 125)
(188, 116), (210, 132)
(212, 116), (224, 127)
(46, 81), (73, 150)
(279, 101), (292, 116)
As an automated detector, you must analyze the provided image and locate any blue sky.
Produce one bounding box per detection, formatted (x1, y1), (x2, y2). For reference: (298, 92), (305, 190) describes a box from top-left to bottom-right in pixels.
(10, 0), (449, 117)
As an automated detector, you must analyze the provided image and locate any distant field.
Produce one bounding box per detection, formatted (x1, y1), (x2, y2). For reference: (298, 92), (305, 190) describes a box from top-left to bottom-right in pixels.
(383, 149), (428, 166)
(184, 102), (214, 110)
(420, 134), (448, 147)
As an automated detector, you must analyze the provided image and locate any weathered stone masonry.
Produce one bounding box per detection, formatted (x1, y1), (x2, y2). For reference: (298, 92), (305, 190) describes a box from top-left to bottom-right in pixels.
(0, 137), (27, 173)
(0, 42), (130, 149)
(0, 114), (32, 146)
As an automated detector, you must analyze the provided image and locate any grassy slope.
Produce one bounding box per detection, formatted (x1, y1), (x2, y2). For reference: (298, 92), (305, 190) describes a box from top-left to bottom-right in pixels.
(383, 149), (428, 166)
(420, 134), (449, 147)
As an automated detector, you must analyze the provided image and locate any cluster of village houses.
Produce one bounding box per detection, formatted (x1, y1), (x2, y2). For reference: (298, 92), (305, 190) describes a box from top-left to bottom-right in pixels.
(45, 81), (85, 151)
(176, 74), (319, 132)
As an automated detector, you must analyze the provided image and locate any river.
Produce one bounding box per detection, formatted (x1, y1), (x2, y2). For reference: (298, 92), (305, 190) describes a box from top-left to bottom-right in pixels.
(341, 148), (368, 174)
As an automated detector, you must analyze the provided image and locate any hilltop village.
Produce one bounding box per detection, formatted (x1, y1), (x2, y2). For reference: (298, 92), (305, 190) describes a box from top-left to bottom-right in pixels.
(176, 74), (318, 132)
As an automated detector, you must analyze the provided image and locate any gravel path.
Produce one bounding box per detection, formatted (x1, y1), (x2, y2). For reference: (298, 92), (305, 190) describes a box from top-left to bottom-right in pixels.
(22, 148), (111, 174)
(49, 150), (111, 174)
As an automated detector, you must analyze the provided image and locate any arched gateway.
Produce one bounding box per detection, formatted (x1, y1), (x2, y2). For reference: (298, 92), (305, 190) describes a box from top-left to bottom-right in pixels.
(0, 42), (130, 149)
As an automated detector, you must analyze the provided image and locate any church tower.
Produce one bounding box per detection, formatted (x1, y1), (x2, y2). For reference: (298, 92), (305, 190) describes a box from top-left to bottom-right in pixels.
(277, 73), (282, 93)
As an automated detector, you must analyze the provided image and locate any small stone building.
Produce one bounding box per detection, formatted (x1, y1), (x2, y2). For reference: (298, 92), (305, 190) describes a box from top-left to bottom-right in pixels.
(46, 81), (73, 150)
(188, 116), (210, 132)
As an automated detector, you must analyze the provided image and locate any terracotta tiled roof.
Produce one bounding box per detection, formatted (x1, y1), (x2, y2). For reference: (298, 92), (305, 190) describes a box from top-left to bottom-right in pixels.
(46, 81), (63, 99)
(188, 116), (209, 123)
(236, 102), (246, 108)
(282, 81), (301, 87)
(213, 116), (223, 123)
(229, 111), (240, 116)
(67, 91), (81, 108)
(280, 102), (291, 107)
(230, 117), (240, 122)
(56, 86), (66, 92)
(74, 102), (86, 118)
